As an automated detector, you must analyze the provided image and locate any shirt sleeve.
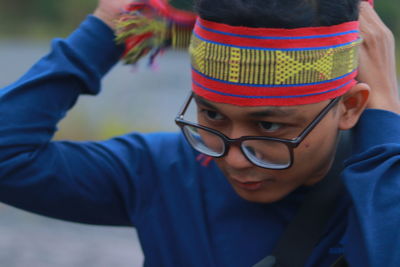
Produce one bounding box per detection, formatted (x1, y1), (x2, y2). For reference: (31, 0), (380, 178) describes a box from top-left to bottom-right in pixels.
(342, 109), (400, 267)
(0, 15), (142, 226)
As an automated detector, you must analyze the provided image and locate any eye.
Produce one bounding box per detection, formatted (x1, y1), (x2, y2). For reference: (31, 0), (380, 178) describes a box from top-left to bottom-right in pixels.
(258, 121), (282, 132)
(202, 109), (224, 121)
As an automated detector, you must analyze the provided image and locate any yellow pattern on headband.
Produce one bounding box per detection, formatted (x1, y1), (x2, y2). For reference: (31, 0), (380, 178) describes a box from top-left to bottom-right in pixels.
(171, 24), (193, 48)
(190, 35), (361, 86)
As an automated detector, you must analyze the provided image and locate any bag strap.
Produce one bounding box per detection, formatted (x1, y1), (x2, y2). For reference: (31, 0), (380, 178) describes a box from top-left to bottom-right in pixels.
(253, 130), (353, 267)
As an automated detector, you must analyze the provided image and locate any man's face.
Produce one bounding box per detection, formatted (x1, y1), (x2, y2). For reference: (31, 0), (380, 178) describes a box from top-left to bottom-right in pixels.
(195, 96), (341, 203)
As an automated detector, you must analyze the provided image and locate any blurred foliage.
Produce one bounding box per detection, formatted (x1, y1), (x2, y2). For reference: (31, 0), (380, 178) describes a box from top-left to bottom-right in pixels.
(374, 0), (400, 68)
(0, 0), (97, 38)
(375, 0), (399, 34)
(0, 0), (397, 75)
(0, 0), (398, 39)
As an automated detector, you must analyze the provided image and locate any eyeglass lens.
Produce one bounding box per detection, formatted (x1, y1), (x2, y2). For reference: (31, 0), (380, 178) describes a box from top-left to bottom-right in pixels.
(183, 125), (225, 157)
(182, 125), (291, 169)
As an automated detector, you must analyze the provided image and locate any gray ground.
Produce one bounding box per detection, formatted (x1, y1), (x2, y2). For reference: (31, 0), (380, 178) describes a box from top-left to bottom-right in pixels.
(0, 39), (191, 267)
(0, 204), (144, 267)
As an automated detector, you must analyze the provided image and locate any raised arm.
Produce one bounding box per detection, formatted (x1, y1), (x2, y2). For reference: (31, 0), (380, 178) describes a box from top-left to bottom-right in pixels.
(0, 1), (151, 226)
(342, 2), (400, 266)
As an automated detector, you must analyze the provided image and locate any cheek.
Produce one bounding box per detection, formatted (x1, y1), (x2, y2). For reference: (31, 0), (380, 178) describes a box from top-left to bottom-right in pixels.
(297, 131), (338, 176)
(289, 119), (339, 174)
(301, 131), (336, 160)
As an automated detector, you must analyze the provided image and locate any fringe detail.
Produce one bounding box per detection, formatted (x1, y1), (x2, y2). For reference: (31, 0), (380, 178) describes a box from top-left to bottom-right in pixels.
(115, 2), (195, 65)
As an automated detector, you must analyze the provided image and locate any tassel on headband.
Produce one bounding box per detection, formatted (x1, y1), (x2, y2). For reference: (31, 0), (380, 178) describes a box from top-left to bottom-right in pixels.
(115, 0), (196, 65)
(115, 0), (372, 106)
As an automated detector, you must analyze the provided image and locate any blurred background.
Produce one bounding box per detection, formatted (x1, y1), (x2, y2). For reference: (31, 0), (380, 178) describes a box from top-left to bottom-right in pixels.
(0, 1), (191, 266)
(0, 0), (399, 266)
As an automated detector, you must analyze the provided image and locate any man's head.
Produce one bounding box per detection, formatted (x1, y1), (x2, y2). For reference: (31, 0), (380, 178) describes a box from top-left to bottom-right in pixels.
(195, 0), (360, 28)
(182, 0), (370, 203)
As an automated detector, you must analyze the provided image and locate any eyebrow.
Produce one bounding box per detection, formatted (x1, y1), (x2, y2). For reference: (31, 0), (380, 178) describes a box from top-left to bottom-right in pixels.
(194, 94), (299, 118)
(194, 94), (216, 109)
(248, 108), (297, 118)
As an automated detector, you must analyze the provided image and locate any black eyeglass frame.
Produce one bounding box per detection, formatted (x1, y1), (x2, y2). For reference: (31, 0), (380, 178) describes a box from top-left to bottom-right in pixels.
(175, 92), (341, 170)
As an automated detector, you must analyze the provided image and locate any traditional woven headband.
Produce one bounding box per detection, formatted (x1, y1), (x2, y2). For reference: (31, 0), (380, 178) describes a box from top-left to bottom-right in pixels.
(190, 18), (362, 106)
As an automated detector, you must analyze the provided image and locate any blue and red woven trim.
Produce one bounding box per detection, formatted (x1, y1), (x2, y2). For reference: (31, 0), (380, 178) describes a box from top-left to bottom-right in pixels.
(190, 18), (362, 106)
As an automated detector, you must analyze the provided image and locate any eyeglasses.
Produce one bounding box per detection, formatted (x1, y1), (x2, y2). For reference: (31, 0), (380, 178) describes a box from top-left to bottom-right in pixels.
(175, 92), (340, 170)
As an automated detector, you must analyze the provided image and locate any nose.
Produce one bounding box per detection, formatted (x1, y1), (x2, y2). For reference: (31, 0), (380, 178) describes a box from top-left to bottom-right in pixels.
(223, 144), (254, 169)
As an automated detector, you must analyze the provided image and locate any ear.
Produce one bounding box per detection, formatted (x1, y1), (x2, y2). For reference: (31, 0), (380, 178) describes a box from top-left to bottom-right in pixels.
(338, 83), (371, 130)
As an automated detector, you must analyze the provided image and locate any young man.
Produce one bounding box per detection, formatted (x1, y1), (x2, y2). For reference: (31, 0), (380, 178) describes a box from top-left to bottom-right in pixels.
(0, 0), (399, 266)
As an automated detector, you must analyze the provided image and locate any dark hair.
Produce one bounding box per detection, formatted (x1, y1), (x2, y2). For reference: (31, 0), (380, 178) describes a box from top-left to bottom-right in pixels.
(195, 0), (360, 28)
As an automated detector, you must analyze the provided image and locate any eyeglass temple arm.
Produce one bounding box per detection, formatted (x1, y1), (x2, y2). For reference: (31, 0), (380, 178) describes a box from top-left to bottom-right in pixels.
(176, 92), (194, 120)
(291, 97), (341, 145)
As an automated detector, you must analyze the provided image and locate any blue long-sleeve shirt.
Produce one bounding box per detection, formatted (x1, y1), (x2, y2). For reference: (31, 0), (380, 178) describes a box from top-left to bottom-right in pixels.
(1, 16), (399, 267)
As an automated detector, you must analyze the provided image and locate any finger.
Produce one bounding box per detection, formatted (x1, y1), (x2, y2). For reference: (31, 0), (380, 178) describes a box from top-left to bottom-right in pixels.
(359, 2), (386, 28)
(358, 2), (393, 45)
(359, 9), (373, 44)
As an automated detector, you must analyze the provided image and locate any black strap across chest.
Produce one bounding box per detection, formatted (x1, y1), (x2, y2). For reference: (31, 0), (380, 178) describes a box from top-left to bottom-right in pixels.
(253, 130), (353, 267)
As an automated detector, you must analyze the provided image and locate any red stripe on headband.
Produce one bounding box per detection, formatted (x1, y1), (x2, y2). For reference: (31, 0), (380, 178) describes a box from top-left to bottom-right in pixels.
(195, 18), (360, 49)
(190, 18), (361, 106)
(192, 69), (358, 106)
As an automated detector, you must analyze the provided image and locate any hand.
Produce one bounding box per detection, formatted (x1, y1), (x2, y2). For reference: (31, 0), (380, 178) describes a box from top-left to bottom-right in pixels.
(357, 2), (400, 113)
(94, 0), (133, 30)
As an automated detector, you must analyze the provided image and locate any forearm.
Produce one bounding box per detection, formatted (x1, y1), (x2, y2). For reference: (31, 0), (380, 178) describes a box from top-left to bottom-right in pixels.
(0, 16), (123, 158)
(0, 16), (133, 225)
(342, 109), (400, 266)
(358, 2), (400, 114)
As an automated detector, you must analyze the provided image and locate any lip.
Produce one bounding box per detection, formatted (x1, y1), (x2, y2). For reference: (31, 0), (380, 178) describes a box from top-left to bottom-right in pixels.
(231, 177), (268, 191)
